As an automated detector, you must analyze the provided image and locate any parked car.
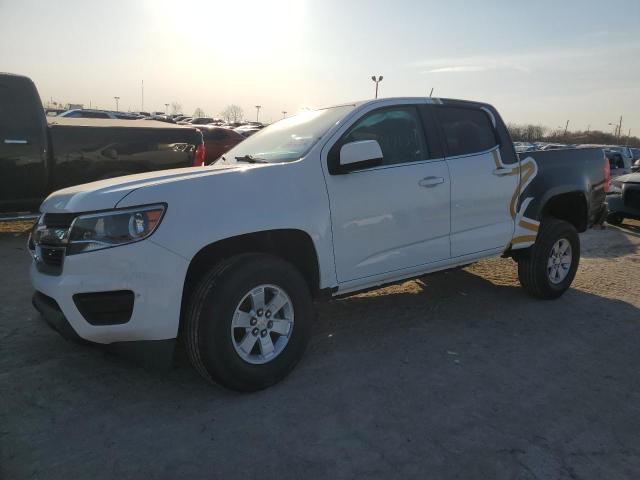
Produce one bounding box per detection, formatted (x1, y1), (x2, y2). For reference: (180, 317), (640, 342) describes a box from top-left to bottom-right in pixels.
(608, 146), (634, 169)
(606, 172), (640, 224)
(45, 108), (67, 117)
(0, 73), (205, 215)
(194, 125), (245, 163)
(605, 149), (631, 178)
(539, 143), (567, 151)
(513, 141), (535, 153)
(58, 109), (141, 120)
(632, 159), (640, 173)
(631, 148), (640, 162)
(188, 117), (216, 125)
(234, 124), (265, 137)
(29, 96), (608, 391)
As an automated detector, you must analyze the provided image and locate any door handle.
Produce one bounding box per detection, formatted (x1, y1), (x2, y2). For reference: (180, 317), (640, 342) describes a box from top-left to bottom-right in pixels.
(3, 139), (29, 145)
(492, 168), (513, 177)
(418, 176), (445, 188)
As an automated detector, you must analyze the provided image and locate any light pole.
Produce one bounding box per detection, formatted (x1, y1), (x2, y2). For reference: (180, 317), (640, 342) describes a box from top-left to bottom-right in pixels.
(371, 75), (383, 99)
(114, 96), (120, 112)
(164, 103), (169, 115)
(282, 111), (287, 119)
(255, 105), (261, 123)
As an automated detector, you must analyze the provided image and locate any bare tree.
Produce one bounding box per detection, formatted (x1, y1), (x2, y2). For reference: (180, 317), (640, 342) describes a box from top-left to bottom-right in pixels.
(508, 122), (640, 147)
(170, 102), (182, 115)
(193, 107), (205, 118)
(220, 104), (244, 123)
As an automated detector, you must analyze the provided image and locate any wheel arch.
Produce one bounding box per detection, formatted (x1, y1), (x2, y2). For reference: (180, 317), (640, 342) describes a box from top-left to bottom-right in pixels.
(538, 188), (589, 232)
(179, 228), (321, 333)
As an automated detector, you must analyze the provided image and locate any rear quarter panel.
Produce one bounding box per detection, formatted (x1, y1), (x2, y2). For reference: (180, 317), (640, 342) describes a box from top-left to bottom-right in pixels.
(515, 148), (606, 238)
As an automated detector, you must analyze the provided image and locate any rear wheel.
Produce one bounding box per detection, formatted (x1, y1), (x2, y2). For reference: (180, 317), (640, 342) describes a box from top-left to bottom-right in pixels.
(184, 253), (313, 391)
(517, 217), (580, 299)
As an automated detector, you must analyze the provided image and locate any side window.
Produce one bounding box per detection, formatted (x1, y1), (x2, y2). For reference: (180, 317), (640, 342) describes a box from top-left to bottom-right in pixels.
(341, 107), (428, 166)
(436, 106), (498, 157)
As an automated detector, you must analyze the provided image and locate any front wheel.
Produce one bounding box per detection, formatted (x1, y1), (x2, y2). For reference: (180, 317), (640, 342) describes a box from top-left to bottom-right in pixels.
(517, 217), (580, 299)
(184, 253), (313, 391)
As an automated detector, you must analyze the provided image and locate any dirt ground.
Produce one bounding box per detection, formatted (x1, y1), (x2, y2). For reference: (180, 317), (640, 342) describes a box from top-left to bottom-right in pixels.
(1, 221), (639, 479)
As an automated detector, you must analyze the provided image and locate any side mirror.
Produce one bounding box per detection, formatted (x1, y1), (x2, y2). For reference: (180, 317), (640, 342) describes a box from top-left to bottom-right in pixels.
(338, 140), (383, 172)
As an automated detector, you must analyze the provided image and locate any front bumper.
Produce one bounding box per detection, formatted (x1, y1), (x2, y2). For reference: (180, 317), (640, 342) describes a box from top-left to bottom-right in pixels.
(607, 186), (640, 219)
(30, 238), (189, 344)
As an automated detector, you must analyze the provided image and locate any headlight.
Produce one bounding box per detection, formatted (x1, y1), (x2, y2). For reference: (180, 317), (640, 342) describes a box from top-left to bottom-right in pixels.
(67, 204), (166, 254)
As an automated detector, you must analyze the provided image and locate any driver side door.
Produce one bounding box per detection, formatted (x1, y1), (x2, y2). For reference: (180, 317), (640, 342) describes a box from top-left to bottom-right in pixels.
(321, 104), (451, 283)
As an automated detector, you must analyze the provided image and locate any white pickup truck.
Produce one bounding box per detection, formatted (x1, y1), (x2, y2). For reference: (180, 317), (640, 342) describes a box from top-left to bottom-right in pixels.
(29, 97), (609, 391)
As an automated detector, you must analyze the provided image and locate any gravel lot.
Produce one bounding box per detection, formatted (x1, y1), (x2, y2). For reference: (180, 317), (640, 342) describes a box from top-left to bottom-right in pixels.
(1, 221), (639, 479)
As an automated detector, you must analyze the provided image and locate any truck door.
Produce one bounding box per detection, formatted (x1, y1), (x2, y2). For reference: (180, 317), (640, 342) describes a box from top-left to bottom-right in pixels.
(433, 104), (519, 257)
(0, 75), (48, 213)
(322, 103), (451, 283)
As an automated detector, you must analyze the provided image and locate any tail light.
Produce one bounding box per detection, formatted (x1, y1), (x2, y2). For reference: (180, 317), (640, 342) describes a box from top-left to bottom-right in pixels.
(194, 143), (206, 166)
(603, 151), (610, 193)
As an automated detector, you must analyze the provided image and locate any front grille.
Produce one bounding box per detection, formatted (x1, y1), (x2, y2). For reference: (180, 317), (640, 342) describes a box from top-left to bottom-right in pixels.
(624, 187), (640, 209)
(42, 212), (77, 229)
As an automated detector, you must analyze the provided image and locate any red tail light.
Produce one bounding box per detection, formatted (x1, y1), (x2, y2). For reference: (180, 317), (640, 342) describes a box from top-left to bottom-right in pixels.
(603, 152), (610, 193)
(194, 143), (205, 166)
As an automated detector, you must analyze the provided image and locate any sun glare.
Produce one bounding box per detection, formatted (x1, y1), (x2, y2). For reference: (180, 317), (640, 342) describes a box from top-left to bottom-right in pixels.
(153, 0), (306, 62)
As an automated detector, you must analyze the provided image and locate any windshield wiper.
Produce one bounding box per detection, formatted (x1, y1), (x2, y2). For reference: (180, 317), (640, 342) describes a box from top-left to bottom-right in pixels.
(235, 155), (269, 164)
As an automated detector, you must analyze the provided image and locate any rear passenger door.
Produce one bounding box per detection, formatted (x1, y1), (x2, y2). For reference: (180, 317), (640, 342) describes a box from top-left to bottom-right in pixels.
(434, 105), (519, 257)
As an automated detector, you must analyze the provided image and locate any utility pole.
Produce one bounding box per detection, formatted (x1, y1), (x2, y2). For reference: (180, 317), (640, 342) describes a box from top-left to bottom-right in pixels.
(164, 103), (169, 114)
(255, 105), (261, 123)
(141, 80), (144, 112)
(114, 96), (120, 112)
(282, 111), (287, 119)
(429, 87), (434, 97)
(371, 75), (383, 99)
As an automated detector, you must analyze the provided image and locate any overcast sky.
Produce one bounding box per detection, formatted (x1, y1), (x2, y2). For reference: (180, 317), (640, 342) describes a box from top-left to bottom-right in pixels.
(1, 0), (639, 132)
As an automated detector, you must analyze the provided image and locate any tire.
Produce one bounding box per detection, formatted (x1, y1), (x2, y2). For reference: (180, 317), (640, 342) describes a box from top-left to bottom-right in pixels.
(517, 217), (580, 300)
(184, 253), (313, 391)
(607, 213), (624, 225)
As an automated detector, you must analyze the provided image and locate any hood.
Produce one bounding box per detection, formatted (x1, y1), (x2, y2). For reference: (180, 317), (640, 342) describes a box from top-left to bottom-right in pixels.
(39, 163), (251, 213)
(614, 172), (640, 184)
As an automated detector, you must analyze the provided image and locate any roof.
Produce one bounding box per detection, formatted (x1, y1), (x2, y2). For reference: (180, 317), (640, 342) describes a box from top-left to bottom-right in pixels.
(47, 117), (198, 130)
(323, 97), (491, 110)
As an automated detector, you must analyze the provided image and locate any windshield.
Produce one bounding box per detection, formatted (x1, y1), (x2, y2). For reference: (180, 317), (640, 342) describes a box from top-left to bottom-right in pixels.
(216, 105), (355, 164)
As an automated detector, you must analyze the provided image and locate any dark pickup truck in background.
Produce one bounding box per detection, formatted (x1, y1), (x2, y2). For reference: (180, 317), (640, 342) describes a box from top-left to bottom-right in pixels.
(0, 73), (205, 215)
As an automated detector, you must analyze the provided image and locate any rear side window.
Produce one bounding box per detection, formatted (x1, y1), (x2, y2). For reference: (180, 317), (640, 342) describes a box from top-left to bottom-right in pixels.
(437, 106), (498, 157)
